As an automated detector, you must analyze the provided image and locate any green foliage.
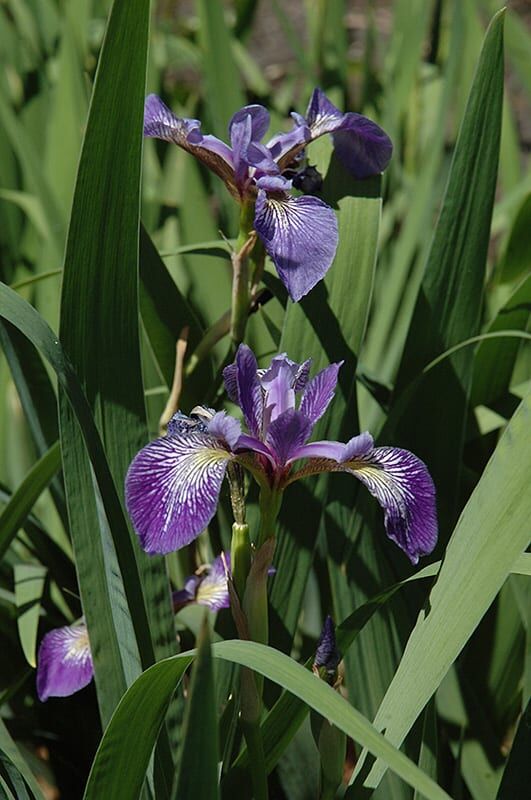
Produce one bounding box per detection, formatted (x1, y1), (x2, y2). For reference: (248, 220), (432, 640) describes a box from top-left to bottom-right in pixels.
(0, 0), (529, 798)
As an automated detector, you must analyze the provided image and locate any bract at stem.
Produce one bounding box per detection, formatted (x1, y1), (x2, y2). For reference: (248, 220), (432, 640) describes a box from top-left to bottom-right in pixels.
(231, 521), (251, 601)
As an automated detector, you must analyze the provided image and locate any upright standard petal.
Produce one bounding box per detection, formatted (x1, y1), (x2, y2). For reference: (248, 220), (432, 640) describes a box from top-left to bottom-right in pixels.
(299, 362), (342, 425)
(224, 345), (263, 437)
(229, 104), (270, 144)
(305, 89), (392, 178)
(37, 623), (93, 701)
(260, 354), (302, 426)
(346, 447), (437, 563)
(125, 432), (233, 554)
(144, 94), (236, 191)
(254, 190), (338, 302)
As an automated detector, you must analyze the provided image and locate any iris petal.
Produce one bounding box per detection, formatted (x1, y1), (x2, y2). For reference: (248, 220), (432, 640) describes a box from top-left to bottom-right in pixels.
(266, 409), (313, 466)
(260, 354), (303, 426)
(288, 432), (373, 464)
(37, 623), (93, 701)
(207, 411), (241, 449)
(195, 553), (231, 611)
(229, 104), (270, 143)
(224, 345), (263, 438)
(346, 447), (437, 563)
(305, 89), (392, 178)
(267, 123), (310, 166)
(125, 432), (232, 554)
(144, 94), (235, 189)
(253, 190), (338, 302)
(299, 362), (343, 425)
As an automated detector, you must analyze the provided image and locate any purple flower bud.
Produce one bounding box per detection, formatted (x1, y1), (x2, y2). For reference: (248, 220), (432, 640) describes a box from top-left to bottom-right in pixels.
(314, 616), (341, 682)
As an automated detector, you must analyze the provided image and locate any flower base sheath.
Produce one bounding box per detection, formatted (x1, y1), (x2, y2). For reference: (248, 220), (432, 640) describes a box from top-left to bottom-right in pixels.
(125, 346), (437, 564)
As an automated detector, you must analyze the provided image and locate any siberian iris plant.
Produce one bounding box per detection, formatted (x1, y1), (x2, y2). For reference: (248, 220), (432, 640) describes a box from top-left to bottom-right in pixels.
(144, 88), (392, 303)
(125, 344), (437, 564)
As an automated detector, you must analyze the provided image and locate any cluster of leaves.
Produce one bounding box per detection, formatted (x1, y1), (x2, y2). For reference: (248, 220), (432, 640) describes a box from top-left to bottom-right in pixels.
(0, 0), (530, 798)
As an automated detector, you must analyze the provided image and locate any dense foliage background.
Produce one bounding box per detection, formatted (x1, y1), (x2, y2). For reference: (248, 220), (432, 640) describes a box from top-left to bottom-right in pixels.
(0, 1), (530, 798)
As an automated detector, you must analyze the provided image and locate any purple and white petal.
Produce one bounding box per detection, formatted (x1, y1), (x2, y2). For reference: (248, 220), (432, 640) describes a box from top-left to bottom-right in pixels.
(125, 432), (232, 554)
(346, 447), (437, 563)
(293, 359), (312, 392)
(287, 432), (373, 466)
(254, 190), (338, 302)
(144, 94), (235, 187)
(37, 623), (93, 702)
(224, 345), (263, 438)
(172, 575), (201, 612)
(207, 411), (241, 449)
(195, 553), (231, 611)
(144, 94), (201, 143)
(223, 363), (239, 404)
(304, 89), (392, 178)
(266, 409), (313, 466)
(260, 354), (302, 427)
(299, 362), (343, 425)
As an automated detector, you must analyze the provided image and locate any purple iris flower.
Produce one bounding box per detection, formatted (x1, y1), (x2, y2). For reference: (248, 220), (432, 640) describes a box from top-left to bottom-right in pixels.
(125, 345), (437, 564)
(144, 88), (392, 302)
(172, 552), (231, 613)
(36, 622), (93, 701)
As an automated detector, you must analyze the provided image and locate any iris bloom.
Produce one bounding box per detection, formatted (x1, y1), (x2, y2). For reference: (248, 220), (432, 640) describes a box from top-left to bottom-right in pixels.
(172, 552), (230, 612)
(126, 345), (437, 564)
(36, 622), (93, 701)
(144, 88), (392, 301)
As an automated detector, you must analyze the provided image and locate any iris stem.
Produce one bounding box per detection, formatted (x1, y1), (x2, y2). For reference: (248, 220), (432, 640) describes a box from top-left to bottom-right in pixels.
(241, 709), (268, 800)
(257, 488), (282, 549)
(230, 200), (256, 345)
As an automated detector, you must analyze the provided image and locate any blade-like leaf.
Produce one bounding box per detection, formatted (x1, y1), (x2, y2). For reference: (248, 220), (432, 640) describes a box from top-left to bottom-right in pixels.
(0, 321), (67, 527)
(356, 393), (531, 789)
(84, 640), (452, 800)
(172, 621), (219, 800)
(471, 274), (531, 409)
(0, 442), (61, 562)
(390, 8), (505, 530)
(57, 0), (176, 741)
(0, 719), (45, 800)
(14, 564), (47, 668)
(222, 562), (441, 798)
